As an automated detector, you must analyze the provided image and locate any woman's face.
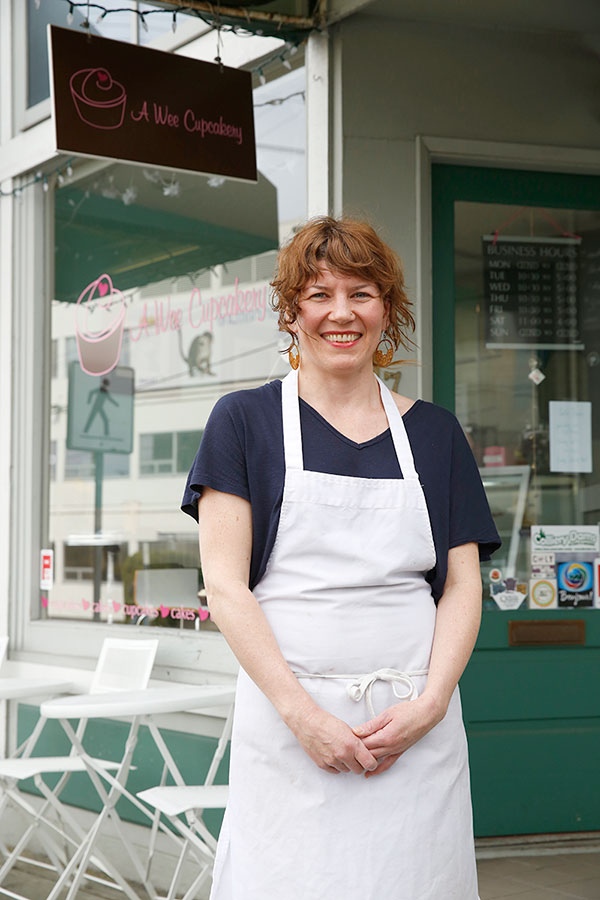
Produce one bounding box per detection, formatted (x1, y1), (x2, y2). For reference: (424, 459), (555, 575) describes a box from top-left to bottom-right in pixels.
(290, 265), (389, 374)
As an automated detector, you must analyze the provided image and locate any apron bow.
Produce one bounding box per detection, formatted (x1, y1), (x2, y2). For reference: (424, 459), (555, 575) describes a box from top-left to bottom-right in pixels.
(347, 668), (424, 718)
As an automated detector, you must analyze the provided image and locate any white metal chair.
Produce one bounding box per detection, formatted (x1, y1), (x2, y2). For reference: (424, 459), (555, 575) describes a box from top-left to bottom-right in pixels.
(0, 637), (159, 900)
(137, 699), (234, 900)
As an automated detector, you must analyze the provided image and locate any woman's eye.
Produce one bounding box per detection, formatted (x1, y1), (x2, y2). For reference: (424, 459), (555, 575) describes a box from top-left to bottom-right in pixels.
(308, 292), (327, 300)
(353, 291), (371, 300)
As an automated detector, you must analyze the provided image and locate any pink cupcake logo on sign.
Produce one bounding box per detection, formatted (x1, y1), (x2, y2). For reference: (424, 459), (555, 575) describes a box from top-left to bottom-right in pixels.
(75, 275), (126, 376)
(69, 67), (127, 130)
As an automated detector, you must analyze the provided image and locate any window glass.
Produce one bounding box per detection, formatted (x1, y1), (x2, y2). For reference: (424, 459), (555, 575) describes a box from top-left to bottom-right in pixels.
(454, 202), (600, 611)
(45, 64), (306, 628)
(27, 0), (137, 109)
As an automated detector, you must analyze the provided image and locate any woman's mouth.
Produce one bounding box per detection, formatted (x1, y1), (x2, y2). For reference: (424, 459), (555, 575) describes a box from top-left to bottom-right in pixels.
(322, 332), (361, 345)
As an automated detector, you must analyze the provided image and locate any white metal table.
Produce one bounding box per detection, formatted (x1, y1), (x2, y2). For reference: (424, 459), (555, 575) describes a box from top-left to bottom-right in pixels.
(37, 684), (235, 900)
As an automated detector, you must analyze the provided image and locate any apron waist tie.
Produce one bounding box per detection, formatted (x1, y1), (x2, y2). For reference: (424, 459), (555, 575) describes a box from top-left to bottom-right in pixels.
(294, 667), (429, 718)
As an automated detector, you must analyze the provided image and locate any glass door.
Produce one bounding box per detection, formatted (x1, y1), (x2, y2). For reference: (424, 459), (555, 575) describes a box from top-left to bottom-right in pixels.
(432, 165), (600, 837)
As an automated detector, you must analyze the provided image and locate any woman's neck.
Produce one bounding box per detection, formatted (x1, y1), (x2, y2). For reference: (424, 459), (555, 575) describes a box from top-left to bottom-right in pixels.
(297, 364), (382, 416)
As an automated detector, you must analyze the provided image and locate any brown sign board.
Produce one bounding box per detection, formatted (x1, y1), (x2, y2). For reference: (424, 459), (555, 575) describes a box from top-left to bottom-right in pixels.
(48, 25), (257, 182)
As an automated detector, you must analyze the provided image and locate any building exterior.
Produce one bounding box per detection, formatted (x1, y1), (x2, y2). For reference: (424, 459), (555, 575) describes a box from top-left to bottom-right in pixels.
(1, 0), (599, 876)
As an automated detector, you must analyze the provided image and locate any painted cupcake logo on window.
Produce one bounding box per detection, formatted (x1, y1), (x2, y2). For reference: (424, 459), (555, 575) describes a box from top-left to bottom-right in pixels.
(75, 275), (126, 376)
(70, 67), (127, 130)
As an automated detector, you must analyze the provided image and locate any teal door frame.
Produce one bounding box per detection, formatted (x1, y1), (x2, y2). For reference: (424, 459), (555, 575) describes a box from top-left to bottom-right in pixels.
(432, 163), (600, 837)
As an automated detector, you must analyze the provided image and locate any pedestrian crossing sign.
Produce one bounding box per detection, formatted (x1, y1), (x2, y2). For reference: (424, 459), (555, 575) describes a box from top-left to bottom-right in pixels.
(67, 362), (134, 454)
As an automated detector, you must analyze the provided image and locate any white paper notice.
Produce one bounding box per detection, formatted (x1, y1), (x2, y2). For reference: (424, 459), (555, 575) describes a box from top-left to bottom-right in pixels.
(549, 401), (592, 473)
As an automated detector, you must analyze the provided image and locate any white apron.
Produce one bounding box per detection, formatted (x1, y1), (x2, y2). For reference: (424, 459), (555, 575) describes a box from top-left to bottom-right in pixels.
(210, 371), (479, 900)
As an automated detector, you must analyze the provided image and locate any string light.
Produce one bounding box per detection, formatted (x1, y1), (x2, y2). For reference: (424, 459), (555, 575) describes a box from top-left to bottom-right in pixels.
(46, 1), (311, 45)
(0, 159), (76, 199)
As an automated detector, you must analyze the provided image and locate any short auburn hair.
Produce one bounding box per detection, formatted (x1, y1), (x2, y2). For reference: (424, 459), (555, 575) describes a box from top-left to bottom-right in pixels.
(270, 216), (415, 351)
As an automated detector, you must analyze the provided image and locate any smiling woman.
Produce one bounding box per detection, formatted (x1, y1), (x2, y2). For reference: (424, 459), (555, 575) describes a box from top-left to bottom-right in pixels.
(182, 216), (501, 899)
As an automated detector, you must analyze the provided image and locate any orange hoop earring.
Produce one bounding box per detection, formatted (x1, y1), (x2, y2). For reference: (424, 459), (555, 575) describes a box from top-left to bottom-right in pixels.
(288, 339), (300, 370)
(373, 333), (394, 367)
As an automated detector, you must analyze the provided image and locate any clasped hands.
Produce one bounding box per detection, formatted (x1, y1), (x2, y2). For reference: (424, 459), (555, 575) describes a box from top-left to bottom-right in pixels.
(289, 694), (445, 778)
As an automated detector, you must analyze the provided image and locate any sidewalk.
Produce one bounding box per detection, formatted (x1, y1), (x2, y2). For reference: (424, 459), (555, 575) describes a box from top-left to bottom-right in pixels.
(478, 852), (600, 899)
(2, 850), (600, 899)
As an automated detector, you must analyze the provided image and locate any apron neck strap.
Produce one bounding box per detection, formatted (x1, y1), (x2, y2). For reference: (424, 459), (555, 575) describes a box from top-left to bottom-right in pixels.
(282, 370), (304, 470)
(375, 376), (418, 480)
(281, 370), (418, 478)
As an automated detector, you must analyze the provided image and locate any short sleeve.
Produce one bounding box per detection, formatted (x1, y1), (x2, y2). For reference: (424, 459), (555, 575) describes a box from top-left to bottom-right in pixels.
(448, 419), (501, 560)
(181, 395), (250, 522)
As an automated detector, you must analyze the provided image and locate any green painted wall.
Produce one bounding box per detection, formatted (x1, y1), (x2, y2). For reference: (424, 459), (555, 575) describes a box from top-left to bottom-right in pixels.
(17, 705), (229, 837)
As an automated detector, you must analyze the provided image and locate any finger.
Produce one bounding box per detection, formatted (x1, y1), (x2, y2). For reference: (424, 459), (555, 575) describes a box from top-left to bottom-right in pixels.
(361, 732), (392, 751)
(345, 756), (367, 775)
(364, 753), (402, 778)
(352, 714), (387, 738)
(354, 744), (378, 772)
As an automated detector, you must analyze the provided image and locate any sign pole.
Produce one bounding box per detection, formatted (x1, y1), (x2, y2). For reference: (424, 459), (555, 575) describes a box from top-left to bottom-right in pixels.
(93, 451), (104, 621)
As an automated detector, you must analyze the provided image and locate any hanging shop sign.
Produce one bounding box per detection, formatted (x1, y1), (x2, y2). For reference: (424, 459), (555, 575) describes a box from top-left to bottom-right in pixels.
(482, 235), (582, 351)
(48, 25), (257, 182)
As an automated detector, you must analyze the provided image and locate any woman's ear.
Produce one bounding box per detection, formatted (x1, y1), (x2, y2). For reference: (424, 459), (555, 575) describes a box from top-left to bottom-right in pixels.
(286, 317), (299, 336)
(383, 300), (391, 332)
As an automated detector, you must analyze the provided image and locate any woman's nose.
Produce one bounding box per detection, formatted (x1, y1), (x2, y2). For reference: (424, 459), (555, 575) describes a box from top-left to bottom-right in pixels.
(328, 294), (355, 320)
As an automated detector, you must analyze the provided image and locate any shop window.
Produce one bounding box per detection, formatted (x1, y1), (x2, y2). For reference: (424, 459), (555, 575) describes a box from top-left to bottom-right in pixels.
(222, 258), (254, 286)
(139, 431), (203, 476)
(26, 0), (137, 109)
(255, 251), (278, 283)
(64, 449), (95, 480)
(140, 433), (175, 475)
(45, 63), (306, 628)
(63, 543), (127, 582)
(65, 448), (130, 480)
(49, 440), (57, 481)
(176, 431), (204, 474)
(453, 198), (600, 611)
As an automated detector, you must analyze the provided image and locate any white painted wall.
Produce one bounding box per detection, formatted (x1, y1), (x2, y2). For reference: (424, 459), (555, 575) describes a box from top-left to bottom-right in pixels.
(333, 14), (600, 399)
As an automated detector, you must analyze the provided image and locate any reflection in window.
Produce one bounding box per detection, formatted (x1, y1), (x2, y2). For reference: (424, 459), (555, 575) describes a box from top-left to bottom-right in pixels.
(27, 0), (137, 108)
(47, 62), (306, 626)
(64, 448), (130, 479)
(453, 200), (600, 602)
(49, 441), (57, 481)
(65, 335), (78, 367)
(64, 449), (95, 480)
(140, 431), (202, 476)
(140, 433), (174, 475)
(64, 543), (127, 581)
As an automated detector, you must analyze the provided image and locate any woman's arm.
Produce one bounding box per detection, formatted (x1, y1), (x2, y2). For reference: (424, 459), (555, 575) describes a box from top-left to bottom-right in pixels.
(199, 486), (378, 775)
(353, 542), (482, 777)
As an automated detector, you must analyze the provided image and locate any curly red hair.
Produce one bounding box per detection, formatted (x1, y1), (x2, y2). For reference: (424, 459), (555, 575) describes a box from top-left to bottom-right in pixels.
(270, 217), (415, 351)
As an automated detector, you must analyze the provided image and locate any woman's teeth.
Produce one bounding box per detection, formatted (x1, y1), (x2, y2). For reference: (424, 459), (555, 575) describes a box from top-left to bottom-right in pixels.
(323, 333), (360, 342)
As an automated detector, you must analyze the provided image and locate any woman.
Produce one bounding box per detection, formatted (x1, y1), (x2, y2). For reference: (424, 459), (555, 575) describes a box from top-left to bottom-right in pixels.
(182, 217), (500, 900)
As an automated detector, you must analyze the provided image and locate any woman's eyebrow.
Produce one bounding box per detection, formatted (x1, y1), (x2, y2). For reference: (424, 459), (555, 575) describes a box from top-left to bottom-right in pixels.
(306, 283), (375, 290)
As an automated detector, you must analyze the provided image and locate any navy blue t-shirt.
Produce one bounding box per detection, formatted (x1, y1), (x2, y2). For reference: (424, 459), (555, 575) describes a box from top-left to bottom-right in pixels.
(181, 379), (501, 603)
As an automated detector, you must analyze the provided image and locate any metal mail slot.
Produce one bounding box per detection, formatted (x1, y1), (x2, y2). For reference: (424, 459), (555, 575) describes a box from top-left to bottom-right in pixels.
(508, 619), (586, 647)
